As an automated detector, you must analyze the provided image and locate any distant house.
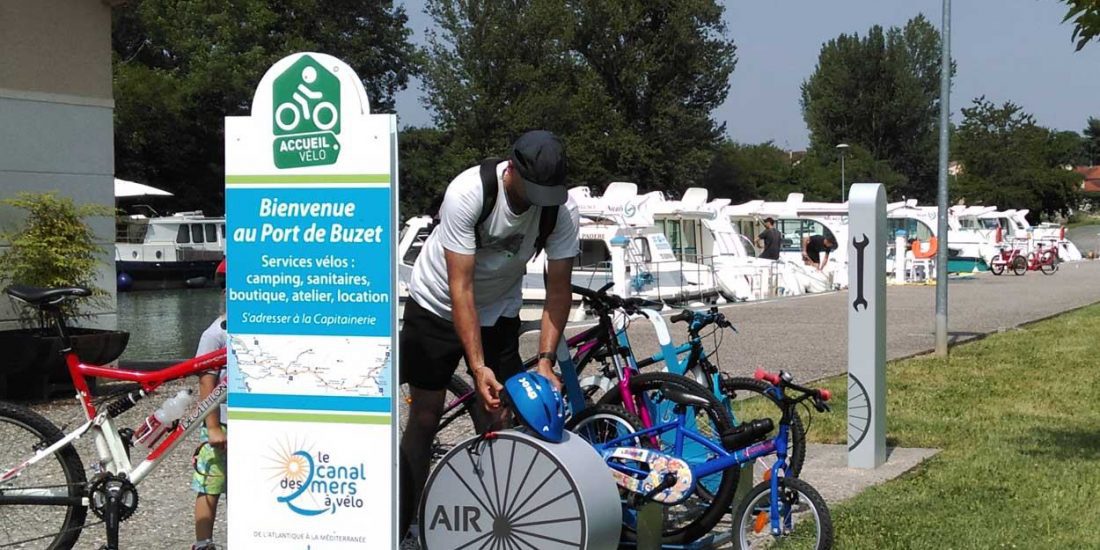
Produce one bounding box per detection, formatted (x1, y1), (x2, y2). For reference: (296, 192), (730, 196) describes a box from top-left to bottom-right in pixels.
(1076, 166), (1100, 193)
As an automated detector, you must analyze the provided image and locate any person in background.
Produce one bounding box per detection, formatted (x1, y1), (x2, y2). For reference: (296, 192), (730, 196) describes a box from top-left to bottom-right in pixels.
(191, 259), (227, 550)
(802, 234), (837, 271)
(755, 217), (782, 260)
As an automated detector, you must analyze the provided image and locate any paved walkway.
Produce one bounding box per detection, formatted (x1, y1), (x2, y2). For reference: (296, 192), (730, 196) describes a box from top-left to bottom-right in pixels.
(522, 260), (1100, 383)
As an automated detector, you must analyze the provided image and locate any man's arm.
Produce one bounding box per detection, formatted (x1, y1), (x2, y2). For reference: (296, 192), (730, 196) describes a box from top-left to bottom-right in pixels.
(819, 251), (830, 270)
(537, 258), (573, 388)
(445, 249), (500, 409)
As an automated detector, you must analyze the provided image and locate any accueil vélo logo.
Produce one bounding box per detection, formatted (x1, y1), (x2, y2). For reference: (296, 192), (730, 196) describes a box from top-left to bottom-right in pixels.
(272, 54), (341, 169)
(267, 440), (366, 516)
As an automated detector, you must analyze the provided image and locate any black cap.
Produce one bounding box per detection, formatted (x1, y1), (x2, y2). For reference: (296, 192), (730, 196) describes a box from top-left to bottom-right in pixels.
(763, 217), (775, 224)
(510, 130), (568, 206)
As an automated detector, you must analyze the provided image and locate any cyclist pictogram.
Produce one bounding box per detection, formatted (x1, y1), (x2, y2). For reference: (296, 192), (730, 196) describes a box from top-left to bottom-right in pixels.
(272, 55), (341, 168)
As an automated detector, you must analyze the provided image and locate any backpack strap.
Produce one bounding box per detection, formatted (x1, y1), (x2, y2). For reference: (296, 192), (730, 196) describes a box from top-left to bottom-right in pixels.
(475, 158), (505, 249)
(534, 205), (559, 257)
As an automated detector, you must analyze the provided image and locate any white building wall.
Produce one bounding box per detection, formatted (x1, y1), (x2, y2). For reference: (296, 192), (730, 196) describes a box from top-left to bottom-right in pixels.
(0, 0), (116, 331)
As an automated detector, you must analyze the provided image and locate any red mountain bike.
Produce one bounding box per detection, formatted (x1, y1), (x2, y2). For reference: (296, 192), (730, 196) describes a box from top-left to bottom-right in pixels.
(0, 286), (227, 550)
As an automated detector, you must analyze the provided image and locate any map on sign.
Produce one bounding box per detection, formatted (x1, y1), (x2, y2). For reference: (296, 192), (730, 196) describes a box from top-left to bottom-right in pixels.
(229, 334), (389, 397)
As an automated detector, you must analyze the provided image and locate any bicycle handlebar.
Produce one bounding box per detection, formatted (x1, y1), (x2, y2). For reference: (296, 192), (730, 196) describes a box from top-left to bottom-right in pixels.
(669, 307), (736, 334)
(754, 368), (831, 411)
(571, 283), (661, 314)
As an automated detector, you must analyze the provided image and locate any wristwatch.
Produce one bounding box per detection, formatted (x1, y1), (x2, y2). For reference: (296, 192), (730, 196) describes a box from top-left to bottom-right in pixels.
(537, 351), (557, 363)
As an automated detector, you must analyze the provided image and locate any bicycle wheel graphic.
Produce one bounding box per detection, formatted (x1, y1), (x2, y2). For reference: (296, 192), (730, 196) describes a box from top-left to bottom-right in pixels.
(847, 374), (872, 452)
(419, 430), (620, 550)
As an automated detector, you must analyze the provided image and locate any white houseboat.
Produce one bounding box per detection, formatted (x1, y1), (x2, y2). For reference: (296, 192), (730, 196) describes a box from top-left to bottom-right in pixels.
(115, 210), (225, 290)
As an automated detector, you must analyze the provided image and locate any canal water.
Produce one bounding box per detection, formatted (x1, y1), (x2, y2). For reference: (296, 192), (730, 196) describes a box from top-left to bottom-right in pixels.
(116, 288), (224, 361)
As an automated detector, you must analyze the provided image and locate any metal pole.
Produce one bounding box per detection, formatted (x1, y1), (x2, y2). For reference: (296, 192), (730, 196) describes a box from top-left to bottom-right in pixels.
(841, 153), (846, 202)
(934, 0), (951, 356)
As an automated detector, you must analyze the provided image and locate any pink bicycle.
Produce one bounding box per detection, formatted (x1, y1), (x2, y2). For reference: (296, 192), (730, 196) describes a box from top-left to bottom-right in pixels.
(0, 286), (228, 550)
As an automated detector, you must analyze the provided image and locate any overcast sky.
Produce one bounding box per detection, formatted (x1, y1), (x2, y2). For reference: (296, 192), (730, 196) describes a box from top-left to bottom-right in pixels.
(393, 0), (1100, 150)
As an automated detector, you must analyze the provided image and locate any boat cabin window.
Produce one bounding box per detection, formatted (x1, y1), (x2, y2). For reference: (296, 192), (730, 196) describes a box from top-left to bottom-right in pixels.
(775, 219), (835, 252)
(205, 224), (218, 243)
(658, 219), (702, 263)
(631, 237), (653, 263)
(575, 239), (611, 271)
(191, 224), (205, 244)
(220, 224), (226, 239)
(402, 226), (433, 265)
(738, 234), (758, 257)
(176, 225), (190, 244)
(887, 218), (933, 241)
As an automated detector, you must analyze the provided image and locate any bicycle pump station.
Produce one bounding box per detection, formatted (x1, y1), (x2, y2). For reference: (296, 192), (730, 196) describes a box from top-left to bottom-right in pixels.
(847, 183), (887, 469)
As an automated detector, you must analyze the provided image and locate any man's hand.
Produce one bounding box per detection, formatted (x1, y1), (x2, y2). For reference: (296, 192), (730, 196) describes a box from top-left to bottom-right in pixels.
(537, 359), (563, 391)
(473, 366), (504, 411)
(206, 425), (227, 449)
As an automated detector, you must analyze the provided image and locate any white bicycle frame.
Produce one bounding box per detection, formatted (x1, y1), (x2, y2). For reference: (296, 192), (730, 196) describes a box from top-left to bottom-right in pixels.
(1, 382), (227, 499)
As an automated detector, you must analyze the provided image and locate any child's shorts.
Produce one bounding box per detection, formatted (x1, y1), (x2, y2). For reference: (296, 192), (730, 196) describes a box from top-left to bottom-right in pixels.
(191, 425), (227, 495)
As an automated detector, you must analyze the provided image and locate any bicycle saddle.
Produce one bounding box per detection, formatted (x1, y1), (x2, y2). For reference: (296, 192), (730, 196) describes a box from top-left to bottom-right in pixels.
(4, 285), (90, 306)
(659, 384), (713, 409)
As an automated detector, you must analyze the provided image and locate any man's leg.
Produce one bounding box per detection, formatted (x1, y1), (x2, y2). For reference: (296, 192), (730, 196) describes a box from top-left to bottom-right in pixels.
(401, 386), (446, 515)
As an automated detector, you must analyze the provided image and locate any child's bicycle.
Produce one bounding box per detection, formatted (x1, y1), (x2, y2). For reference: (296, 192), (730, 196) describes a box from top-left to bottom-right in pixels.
(0, 286), (228, 550)
(574, 367), (834, 547)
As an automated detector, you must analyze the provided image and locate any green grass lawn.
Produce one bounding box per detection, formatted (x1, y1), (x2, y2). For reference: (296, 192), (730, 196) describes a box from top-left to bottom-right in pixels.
(793, 306), (1100, 548)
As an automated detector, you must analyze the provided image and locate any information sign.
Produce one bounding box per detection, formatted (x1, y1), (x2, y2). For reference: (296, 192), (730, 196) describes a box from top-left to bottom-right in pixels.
(224, 52), (398, 548)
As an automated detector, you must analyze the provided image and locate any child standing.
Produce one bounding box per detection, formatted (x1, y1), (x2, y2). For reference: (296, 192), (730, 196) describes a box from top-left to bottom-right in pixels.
(192, 260), (227, 550)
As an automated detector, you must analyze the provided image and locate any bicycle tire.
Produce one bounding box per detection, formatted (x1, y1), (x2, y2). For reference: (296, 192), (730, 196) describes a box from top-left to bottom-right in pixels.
(714, 376), (807, 479)
(598, 371), (739, 545)
(1040, 251), (1057, 275)
(990, 260), (1004, 276)
(566, 403), (644, 444)
(732, 476), (834, 550)
(1011, 255), (1028, 275)
(0, 400), (87, 550)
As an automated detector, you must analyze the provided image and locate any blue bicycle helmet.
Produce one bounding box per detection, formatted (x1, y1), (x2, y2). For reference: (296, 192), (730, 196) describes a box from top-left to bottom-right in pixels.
(504, 372), (565, 443)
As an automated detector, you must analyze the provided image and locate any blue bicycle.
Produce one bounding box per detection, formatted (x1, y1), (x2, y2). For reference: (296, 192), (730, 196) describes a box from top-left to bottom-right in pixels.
(609, 306), (808, 477)
(579, 368), (834, 547)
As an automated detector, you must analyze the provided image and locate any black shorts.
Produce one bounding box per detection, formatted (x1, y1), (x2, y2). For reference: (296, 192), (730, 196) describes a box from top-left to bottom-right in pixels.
(399, 299), (522, 391)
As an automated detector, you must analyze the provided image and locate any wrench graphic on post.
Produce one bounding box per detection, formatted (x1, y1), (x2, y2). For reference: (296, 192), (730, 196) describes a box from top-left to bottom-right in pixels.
(852, 234), (869, 311)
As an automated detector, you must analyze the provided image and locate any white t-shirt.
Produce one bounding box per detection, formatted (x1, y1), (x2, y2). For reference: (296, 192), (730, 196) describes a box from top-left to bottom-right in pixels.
(195, 316), (228, 424)
(409, 161), (580, 325)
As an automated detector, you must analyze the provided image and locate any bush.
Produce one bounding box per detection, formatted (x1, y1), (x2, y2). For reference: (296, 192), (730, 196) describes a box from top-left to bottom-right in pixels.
(0, 192), (113, 325)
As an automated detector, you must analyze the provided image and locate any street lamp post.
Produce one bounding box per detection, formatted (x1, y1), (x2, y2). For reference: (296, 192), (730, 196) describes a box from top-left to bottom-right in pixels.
(836, 143), (850, 202)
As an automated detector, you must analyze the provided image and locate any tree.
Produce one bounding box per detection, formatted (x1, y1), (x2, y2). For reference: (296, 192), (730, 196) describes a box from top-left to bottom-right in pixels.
(700, 142), (791, 204)
(800, 14), (951, 202)
(953, 97), (1083, 219)
(1084, 116), (1100, 165)
(788, 145), (908, 202)
(420, 0), (736, 192)
(397, 128), (475, 221)
(112, 0), (417, 214)
(1059, 0), (1100, 50)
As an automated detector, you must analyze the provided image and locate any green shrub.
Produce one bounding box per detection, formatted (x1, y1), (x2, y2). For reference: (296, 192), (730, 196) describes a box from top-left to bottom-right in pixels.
(0, 192), (113, 325)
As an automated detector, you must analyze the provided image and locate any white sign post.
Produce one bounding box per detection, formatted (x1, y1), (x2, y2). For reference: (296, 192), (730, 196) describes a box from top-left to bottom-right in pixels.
(847, 183), (886, 469)
(224, 52), (398, 548)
